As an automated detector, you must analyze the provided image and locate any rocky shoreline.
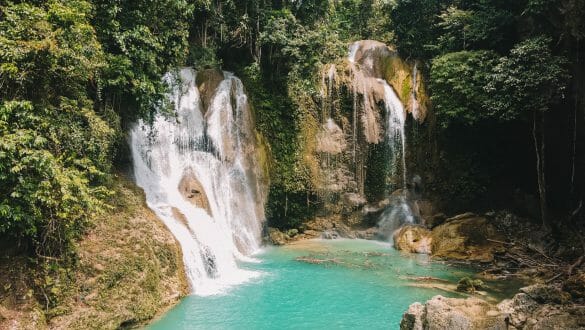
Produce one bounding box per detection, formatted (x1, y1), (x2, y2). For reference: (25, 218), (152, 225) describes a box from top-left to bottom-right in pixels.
(266, 207), (585, 330)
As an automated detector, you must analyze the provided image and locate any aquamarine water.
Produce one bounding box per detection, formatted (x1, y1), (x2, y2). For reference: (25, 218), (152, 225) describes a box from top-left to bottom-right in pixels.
(147, 239), (473, 329)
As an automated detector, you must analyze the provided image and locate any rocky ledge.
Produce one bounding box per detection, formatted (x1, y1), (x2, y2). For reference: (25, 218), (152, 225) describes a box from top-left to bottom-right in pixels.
(393, 213), (505, 262)
(401, 284), (585, 330)
(265, 215), (381, 245)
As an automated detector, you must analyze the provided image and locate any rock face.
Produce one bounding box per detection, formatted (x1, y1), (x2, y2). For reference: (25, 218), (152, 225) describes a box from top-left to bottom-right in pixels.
(195, 69), (224, 113)
(178, 170), (211, 215)
(430, 213), (504, 262)
(401, 285), (585, 330)
(301, 40), (428, 226)
(393, 225), (432, 254)
(267, 228), (289, 246)
(498, 284), (585, 329)
(400, 295), (506, 330)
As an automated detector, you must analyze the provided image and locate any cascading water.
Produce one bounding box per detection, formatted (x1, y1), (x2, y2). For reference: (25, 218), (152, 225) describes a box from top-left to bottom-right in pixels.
(130, 68), (266, 296)
(379, 79), (407, 189)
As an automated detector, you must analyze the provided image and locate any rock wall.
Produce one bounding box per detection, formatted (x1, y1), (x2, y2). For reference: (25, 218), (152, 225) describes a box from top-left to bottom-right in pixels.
(401, 284), (585, 330)
(302, 40), (429, 225)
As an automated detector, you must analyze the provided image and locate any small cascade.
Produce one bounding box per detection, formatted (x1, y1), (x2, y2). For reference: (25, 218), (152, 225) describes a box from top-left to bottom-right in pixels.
(411, 62), (420, 117)
(379, 79), (407, 189)
(130, 68), (266, 296)
(377, 195), (416, 240)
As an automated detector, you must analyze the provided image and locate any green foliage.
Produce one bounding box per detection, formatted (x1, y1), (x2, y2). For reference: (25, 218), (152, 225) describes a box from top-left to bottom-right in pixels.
(436, 2), (514, 53)
(0, 1), (104, 102)
(0, 100), (114, 256)
(391, 0), (442, 58)
(430, 50), (498, 127)
(0, 1), (116, 256)
(485, 36), (569, 121)
(92, 0), (194, 120)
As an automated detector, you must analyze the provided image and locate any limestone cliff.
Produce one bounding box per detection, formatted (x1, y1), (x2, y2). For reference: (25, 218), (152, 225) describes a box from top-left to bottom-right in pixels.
(301, 40), (429, 224)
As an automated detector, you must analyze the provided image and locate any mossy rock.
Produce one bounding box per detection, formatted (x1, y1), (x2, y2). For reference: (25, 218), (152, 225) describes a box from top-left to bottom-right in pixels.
(430, 213), (505, 262)
(457, 277), (486, 293)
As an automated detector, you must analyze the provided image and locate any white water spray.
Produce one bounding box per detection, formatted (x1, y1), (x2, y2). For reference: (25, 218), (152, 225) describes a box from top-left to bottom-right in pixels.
(379, 79), (407, 188)
(130, 68), (266, 296)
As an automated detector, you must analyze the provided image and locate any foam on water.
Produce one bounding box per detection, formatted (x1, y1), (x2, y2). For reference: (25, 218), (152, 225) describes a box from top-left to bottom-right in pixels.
(130, 68), (266, 296)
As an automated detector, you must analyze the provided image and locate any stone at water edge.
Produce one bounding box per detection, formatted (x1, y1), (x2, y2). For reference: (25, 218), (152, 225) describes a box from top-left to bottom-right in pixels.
(195, 69), (224, 113)
(267, 228), (289, 246)
(393, 225), (432, 254)
(430, 213), (505, 262)
(497, 284), (584, 329)
(400, 295), (506, 330)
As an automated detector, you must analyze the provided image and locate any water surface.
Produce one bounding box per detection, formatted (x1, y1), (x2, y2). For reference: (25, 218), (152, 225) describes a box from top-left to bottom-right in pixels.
(148, 239), (474, 329)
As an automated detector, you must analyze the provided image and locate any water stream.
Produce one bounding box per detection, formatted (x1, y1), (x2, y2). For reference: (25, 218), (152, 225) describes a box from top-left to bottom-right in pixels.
(130, 68), (266, 295)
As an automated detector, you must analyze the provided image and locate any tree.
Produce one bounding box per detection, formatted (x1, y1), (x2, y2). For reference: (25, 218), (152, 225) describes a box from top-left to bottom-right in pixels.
(486, 36), (569, 229)
(0, 1), (115, 255)
(91, 0), (194, 121)
(430, 50), (498, 127)
(390, 0), (443, 59)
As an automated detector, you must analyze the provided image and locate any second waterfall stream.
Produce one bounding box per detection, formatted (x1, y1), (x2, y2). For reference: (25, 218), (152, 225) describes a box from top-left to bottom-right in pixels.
(130, 68), (267, 296)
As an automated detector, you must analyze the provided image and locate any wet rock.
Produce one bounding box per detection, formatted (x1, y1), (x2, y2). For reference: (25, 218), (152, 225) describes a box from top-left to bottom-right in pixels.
(267, 228), (289, 246)
(425, 213), (447, 229)
(393, 225), (432, 254)
(564, 272), (585, 300)
(322, 230), (340, 240)
(400, 295), (506, 330)
(178, 170), (211, 215)
(342, 193), (367, 209)
(195, 69), (224, 113)
(302, 230), (321, 238)
(316, 119), (346, 154)
(519, 284), (571, 305)
(401, 302), (425, 330)
(355, 227), (380, 240)
(430, 214), (504, 262)
(498, 285), (584, 329)
(414, 200), (435, 223)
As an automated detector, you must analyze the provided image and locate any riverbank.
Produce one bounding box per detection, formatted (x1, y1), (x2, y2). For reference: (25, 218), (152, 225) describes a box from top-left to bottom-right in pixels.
(0, 177), (188, 329)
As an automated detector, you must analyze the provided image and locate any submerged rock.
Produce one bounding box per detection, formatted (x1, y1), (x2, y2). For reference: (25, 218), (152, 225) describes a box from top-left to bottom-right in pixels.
(393, 225), (432, 254)
(400, 295), (505, 330)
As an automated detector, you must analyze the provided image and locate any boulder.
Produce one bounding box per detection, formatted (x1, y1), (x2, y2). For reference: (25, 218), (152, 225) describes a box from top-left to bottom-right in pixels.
(267, 228), (289, 246)
(393, 225), (432, 254)
(401, 302), (425, 330)
(498, 285), (585, 329)
(178, 170), (211, 215)
(355, 227), (380, 240)
(430, 214), (504, 262)
(400, 295), (506, 330)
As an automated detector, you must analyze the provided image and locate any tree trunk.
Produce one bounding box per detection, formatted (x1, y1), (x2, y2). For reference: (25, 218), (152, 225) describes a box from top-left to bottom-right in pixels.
(534, 111), (549, 229)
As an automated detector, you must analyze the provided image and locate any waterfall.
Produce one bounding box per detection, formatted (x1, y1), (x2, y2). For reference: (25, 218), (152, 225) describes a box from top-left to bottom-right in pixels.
(379, 79), (407, 189)
(130, 68), (265, 296)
